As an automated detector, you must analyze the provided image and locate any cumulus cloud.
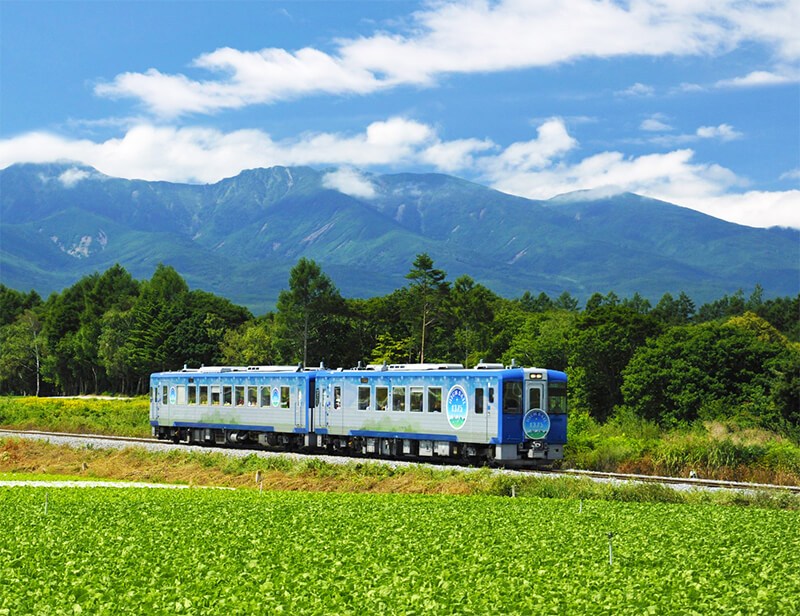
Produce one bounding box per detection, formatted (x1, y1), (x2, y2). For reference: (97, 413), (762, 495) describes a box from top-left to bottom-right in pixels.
(322, 167), (377, 199)
(93, 0), (800, 117)
(2, 117), (797, 229)
(695, 124), (742, 141)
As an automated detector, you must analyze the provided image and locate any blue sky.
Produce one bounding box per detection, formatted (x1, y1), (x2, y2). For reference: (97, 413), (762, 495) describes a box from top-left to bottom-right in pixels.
(1, 0), (798, 228)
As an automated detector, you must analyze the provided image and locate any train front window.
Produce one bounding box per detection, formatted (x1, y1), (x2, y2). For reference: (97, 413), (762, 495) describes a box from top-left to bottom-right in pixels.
(502, 381), (523, 414)
(549, 382), (568, 414)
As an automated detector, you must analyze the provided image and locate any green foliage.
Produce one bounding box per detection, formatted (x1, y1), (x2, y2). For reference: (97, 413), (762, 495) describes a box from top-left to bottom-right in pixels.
(2, 488), (799, 615)
(0, 396), (150, 437)
(621, 317), (795, 427)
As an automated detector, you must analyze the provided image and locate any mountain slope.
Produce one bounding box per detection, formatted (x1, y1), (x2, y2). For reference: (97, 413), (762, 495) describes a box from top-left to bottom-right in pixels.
(1, 162), (797, 311)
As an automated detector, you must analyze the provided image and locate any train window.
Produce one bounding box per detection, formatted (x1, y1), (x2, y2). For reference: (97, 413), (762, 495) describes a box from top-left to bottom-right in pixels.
(150, 387), (155, 402)
(376, 387), (388, 411)
(315, 388), (320, 407)
(280, 386), (290, 409)
(475, 388), (484, 414)
(489, 387), (495, 404)
(260, 386), (270, 407)
(502, 381), (523, 414)
(211, 386), (220, 406)
(199, 386), (209, 405)
(358, 386), (371, 411)
(528, 387), (541, 410)
(235, 386), (245, 406)
(223, 386), (232, 406)
(334, 386), (342, 409)
(247, 387), (257, 406)
(410, 387), (423, 412)
(549, 382), (568, 414)
(188, 386), (196, 405)
(428, 387), (442, 413)
(176, 386), (186, 405)
(162, 386), (168, 404)
(392, 386), (406, 412)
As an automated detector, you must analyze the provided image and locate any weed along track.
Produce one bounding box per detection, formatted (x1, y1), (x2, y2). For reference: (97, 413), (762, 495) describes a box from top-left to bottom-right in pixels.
(3, 428), (799, 496)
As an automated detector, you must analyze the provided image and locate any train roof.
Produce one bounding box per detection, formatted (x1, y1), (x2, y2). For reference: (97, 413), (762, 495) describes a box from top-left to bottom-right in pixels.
(151, 363), (567, 381)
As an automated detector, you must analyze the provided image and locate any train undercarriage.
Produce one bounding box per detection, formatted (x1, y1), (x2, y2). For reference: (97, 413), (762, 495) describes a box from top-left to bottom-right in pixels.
(154, 425), (561, 466)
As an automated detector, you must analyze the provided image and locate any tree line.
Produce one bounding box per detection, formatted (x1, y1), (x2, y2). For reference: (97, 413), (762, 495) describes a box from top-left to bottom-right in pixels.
(1, 257), (798, 434)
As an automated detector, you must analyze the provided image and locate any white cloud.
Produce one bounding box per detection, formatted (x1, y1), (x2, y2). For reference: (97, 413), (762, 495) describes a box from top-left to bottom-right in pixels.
(695, 124), (742, 141)
(419, 138), (494, 173)
(58, 167), (91, 187)
(618, 83), (655, 97)
(2, 117), (797, 229)
(322, 167), (377, 199)
(650, 123), (743, 146)
(780, 168), (800, 182)
(715, 69), (800, 88)
(93, 0), (800, 117)
(640, 116), (673, 132)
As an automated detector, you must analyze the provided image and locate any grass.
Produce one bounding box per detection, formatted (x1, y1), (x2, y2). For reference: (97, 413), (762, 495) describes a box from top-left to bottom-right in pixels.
(0, 471), (116, 482)
(0, 396), (150, 437)
(2, 395), (799, 487)
(1, 437), (798, 510)
(566, 409), (800, 485)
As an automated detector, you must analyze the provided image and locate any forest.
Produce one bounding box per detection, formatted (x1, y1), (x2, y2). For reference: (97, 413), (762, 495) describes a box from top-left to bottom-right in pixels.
(1, 256), (798, 435)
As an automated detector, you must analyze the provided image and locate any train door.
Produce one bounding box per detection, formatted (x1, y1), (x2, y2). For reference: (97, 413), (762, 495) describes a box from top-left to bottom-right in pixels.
(294, 380), (305, 430)
(325, 378), (344, 434)
(501, 379), (524, 441)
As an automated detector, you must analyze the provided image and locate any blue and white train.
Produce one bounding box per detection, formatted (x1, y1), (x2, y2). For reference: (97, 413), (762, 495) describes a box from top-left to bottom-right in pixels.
(149, 362), (567, 465)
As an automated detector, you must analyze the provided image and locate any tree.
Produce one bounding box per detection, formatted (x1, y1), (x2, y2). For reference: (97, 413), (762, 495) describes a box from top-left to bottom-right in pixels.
(220, 319), (281, 366)
(621, 318), (795, 427)
(0, 309), (47, 395)
(569, 305), (662, 420)
(276, 258), (344, 367)
(447, 275), (498, 366)
(553, 290), (579, 311)
(404, 253), (449, 363)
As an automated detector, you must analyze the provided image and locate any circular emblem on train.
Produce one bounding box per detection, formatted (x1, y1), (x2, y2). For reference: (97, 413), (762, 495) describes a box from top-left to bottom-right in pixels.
(446, 385), (468, 430)
(523, 409), (550, 440)
(271, 387), (280, 407)
(169, 386), (176, 405)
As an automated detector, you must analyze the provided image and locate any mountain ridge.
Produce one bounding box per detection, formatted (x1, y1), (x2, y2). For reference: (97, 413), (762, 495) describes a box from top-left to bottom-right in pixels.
(1, 162), (797, 313)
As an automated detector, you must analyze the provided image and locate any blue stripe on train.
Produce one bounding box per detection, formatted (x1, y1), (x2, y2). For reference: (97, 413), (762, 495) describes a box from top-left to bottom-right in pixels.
(348, 430), (458, 441)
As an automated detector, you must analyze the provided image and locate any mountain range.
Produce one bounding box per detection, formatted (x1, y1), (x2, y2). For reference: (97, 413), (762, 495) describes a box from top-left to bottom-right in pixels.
(1, 162), (797, 314)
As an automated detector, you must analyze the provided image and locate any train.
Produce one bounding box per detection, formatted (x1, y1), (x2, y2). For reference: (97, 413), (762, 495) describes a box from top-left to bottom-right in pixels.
(149, 362), (567, 465)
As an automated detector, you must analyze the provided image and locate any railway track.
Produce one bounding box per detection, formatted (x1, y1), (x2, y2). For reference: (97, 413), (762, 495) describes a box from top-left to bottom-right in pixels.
(2, 428), (799, 493)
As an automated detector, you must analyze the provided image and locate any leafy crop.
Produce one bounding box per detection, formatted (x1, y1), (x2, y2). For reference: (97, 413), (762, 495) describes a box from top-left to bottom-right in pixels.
(1, 488), (798, 615)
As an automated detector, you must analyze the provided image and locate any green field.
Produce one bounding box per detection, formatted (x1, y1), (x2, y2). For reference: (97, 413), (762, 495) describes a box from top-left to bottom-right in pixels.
(1, 488), (798, 615)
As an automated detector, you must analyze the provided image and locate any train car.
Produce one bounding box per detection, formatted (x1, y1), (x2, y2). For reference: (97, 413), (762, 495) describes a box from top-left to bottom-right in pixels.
(149, 365), (316, 448)
(312, 363), (567, 463)
(149, 362), (567, 465)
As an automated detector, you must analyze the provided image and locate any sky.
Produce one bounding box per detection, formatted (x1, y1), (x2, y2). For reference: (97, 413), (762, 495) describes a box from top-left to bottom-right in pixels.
(1, 0), (799, 229)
